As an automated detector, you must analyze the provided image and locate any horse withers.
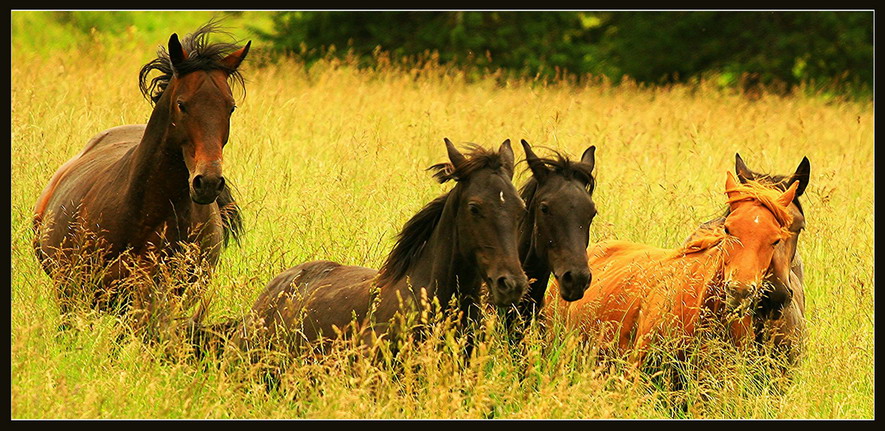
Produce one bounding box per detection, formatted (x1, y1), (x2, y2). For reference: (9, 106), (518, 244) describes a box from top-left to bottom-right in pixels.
(232, 139), (530, 357)
(32, 23), (249, 323)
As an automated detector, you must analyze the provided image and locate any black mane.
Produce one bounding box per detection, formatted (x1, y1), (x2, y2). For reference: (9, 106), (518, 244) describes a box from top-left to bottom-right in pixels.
(138, 21), (246, 105)
(519, 151), (596, 206)
(428, 144), (514, 183)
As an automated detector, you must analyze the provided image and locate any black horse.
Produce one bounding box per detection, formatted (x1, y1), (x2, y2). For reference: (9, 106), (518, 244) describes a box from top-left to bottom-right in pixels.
(232, 139), (530, 356)
(507, 139), (597, 337)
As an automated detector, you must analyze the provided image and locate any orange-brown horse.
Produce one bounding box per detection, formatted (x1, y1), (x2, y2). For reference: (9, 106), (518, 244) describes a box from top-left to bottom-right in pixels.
(550, 172), (799, 366)
(33, 23), (250, 316)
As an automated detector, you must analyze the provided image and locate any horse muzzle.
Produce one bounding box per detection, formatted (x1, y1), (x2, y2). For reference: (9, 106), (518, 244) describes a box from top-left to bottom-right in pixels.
(486, 273), (529, 306)
(190, 173), (226, 205)
(555, 268), (591, 302)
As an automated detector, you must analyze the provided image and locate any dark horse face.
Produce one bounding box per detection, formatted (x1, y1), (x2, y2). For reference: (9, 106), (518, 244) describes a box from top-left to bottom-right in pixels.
(163, 33), (250, 205)
(734, 153), (809, 319)
(443, 138), (529, 306)
(521, 140), (597, 302)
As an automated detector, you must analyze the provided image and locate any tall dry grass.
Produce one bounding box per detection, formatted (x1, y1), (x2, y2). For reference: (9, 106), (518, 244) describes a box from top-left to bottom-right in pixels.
(11, 29), (873, 419)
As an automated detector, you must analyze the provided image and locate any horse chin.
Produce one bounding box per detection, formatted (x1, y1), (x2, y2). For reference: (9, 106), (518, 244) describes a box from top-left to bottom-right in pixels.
(190, 191), (219, 205)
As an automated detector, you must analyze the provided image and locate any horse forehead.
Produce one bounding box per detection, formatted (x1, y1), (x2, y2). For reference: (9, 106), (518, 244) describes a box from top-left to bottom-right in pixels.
(729, 203), (781, 234)
(175, 70), (232, 98)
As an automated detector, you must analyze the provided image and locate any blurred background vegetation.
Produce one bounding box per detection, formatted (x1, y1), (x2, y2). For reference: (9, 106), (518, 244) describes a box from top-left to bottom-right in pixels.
(12, 10), (873, 99)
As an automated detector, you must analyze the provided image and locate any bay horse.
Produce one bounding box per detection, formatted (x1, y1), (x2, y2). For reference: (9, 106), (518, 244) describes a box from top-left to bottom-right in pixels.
(32, 23), (250, 318)
(232, 139), (530, 356)
(689, 153), (810, 365)
(506, 139), (597, 337)
(549, 171), (800, 368)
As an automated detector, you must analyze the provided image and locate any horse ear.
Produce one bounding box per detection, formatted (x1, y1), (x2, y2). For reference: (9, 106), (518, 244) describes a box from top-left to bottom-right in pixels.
(735, 153), (753, 183)
(777, 180), (800, 207)
(499, 139), (515, 178)
(521, 139), (549, 181)
(444, 138), (466, 169)
(168, 33), (188, 72)
(725, 171), (742, 202)
(220, 40), (251, 71)
(789, 156), (810, 197)
(580, 145), (596, 172)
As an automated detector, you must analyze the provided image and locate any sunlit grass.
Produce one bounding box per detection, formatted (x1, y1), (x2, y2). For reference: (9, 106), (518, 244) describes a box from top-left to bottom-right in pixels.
(10, 17), (873, 419)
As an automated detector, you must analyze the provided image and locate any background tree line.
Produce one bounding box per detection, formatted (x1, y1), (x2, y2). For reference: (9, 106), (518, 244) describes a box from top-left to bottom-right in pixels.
(252, 11), (873, 98)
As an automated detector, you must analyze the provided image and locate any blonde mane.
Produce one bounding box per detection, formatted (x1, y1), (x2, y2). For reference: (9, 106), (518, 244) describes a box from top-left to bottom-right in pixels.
(677, 179), (794, 256)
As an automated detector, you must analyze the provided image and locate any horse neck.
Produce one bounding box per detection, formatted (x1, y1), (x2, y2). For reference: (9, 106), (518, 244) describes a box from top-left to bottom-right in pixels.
(125, 98), (191, 213)
(388, 190), (483, 311)
(517, 191), (551, 304)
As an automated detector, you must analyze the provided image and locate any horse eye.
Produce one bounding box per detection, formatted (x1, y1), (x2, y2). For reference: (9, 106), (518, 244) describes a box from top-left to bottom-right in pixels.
(468, 203), (481, 215)
(772, 239), (781, 246)
(230, 105), (237, 114)
(177, 102), (186, 113)
(539, 203), (550, 214)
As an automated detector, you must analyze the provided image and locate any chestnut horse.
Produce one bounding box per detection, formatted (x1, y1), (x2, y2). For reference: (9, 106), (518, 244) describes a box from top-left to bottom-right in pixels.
(550, 172), (799, 367)
(233, 139), (529, 355)
(32, 23), (250, 316)
(507, 139), (597, 336)
(689, 153), (810, 365)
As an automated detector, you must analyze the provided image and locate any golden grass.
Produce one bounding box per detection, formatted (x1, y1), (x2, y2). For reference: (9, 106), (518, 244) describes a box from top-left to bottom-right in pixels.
(11, 34), (873, 419)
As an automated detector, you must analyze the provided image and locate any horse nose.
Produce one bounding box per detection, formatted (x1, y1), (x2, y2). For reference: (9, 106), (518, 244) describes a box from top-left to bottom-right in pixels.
(558, 269), (591, 301)
(493, 274), (528, 305)
(191, 174), (225, 204)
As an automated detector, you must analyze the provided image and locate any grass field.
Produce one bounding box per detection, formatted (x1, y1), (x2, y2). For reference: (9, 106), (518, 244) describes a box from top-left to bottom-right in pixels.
(10, 11), (874, 419)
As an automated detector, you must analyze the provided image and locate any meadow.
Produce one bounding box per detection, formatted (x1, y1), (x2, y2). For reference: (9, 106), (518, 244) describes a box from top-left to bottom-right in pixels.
(10, 12), (874, 419)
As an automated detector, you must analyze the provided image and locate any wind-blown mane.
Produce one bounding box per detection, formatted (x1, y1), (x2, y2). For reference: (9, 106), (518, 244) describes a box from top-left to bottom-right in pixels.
(377, 145), (513, 285)
(138, 21), (247, 105)
(680, 179), (794, 257)
(428, 144), (514, 183)
(518, 150), (596, 205)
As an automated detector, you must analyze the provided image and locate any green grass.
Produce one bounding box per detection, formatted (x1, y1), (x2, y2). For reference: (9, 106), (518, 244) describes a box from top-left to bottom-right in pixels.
(11, 11), (874, 419)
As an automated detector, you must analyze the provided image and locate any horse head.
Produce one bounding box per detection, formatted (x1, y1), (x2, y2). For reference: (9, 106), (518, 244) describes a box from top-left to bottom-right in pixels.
(735, 153), (809, 318)
(520, 139), (597, 302)
(437, 138), (529, 306)
(720, 171), (798, 315)
(140, 25), (250, 205)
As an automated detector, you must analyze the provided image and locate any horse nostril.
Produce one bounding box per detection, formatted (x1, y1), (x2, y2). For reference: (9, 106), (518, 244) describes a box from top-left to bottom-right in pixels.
(561, 271), (573, 284)
(497, 276), (509, 290)
(193, 175), (203, 191)
(216, 176), (226, 192)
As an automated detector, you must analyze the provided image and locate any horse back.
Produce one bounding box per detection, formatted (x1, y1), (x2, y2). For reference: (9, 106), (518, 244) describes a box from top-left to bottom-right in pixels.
(237, 260), (378, 350)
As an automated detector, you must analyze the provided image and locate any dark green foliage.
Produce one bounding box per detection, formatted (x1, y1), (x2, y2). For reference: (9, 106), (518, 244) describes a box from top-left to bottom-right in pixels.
(253, 11), (872, 97)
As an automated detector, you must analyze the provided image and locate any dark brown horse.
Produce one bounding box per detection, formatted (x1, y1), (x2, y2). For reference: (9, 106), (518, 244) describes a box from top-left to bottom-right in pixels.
(507, 139), (597, 335)
(233, 139), (530, 355)
(550, 172), (800, 367)
(689, 153), (810, 364)
(32, 23), (250, 316)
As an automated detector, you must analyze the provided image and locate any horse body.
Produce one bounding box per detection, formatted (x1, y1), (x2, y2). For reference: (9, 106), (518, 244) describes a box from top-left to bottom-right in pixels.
(33, 23), (249, 313)
(234, 139), (529, 353)
(551, 172), (799, 366)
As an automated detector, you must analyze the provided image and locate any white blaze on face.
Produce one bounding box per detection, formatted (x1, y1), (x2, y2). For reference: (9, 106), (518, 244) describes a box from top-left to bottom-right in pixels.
(500, 190), (505, 203)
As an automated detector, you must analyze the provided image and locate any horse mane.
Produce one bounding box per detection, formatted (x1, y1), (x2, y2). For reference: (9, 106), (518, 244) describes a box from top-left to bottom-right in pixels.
(377, 144), (513, 285)
(678, 180), (794, 256)
(518, 150), (596, 205)
(138, 20), (247, 105)
(737, 170), (804, 215)
(377, 193), (448, 285)
(427, 144), (514, 183)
